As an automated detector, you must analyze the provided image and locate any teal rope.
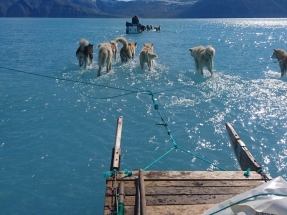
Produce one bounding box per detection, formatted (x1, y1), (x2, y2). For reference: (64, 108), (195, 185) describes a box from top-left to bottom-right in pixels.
(105, 169), (124, 215)
(143, 147), (176, 171)
(177, 146), (226, 171)
(209, 193), (287, 215)
(2, 65), (187, 100)
(1, 66), (142, 93)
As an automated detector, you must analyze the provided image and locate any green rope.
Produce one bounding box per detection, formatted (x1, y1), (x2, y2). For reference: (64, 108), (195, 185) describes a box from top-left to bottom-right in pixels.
(106, 169), (125, 215)
(143, 147), (176, 171)
(1, 66), (142, 93)
(244, 168), (250, 177)
(118, 202), (124, 215)
(209, 193), (287, 215)
(177, 146), (226, 171)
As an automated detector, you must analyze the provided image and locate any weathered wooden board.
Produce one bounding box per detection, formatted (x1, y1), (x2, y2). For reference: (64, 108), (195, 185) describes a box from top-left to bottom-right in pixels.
(114, 171), (268, 180)
(225, 122), (262, 171)
(105, 194), (236, 206)
(104, 205), (215, 215)
(119, 185), (262, 196)
(106, 179), (264, 188)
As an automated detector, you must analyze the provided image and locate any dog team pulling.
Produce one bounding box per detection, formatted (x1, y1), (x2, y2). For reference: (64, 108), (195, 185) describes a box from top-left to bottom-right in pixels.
(76, 19), (287, 78)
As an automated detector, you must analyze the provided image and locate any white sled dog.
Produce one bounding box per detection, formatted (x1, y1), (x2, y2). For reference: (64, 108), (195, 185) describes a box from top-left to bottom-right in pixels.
(116, 37), (137, 63)
(139, 43), (158, 71)
(97, 40), (118, 76)
(76, 38), (93, 68)
(189, 45), (215, 75)
(271, 48), (287, 77)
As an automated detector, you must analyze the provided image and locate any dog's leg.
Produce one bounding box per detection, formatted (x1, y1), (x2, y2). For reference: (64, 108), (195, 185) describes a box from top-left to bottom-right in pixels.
(207, 58), (214, 75)
(148, 60), (153, 71)
(199, 64), (204, 75)
(139, 56), (144, 69)
(281, 68), (286, 77)
(107, 58), (112, 72)
(98, 67), (101, 76)
(140, 61), (144, 69)
(194, 59), (200, 71)
(84, 57), (88, 69)
(107, 62), (112, 72)
(279, 61), (286, 77)
(122, 53), (128, 63)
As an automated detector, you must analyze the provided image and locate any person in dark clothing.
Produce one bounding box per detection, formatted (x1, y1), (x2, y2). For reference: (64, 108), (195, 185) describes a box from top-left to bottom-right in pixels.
(132, 15), (139, 25)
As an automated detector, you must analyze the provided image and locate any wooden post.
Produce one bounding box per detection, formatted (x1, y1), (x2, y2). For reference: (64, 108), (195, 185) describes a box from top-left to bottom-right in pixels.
(118, 182), (125, 203)
(118, 182), (125, 215)
(110, 116), (123, 171)
(136, 178), (141, 215)
(139, 169), (147, 215)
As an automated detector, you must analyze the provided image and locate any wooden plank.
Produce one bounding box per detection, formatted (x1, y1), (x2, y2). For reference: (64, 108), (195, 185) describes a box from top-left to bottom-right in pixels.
(107, 179), (265, 188)
(122, 185), (263, 196)
(105, 194), (235, 206)
(115, 171), (269, 180)
(225, 122), (262, 171)
(110, 116), (123, 171)
(146, 205), (215, 215)
(136, 178), (140, 215)
(139, 169), (147, 215)
(104, 205), (215, 215)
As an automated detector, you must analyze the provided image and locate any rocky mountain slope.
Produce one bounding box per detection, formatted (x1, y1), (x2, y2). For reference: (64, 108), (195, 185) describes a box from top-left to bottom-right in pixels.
(1, 0), (287, 18)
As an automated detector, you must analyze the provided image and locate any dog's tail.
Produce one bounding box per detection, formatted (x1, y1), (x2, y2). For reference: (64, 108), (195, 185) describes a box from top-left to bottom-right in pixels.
(146, 51), (158, 60)
(205, 46), (215, 74)
(205, 46), (215, 58)
(116, 37), (128, 49)
(79, 38), (89, 49)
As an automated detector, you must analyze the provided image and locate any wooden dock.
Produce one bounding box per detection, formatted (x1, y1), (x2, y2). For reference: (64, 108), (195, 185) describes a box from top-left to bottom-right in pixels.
(103, 117), (271, 215)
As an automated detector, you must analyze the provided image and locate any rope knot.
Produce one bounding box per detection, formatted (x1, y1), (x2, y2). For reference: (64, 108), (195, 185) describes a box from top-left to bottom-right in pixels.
(124, 169), (132, 176)
(244, 168), (250, 177)
(153, 98), (159, 109)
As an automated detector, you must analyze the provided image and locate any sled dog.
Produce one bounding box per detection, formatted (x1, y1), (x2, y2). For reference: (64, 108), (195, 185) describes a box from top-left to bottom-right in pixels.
(154, 25), (161, 32)
(271, 49), (287, 77)
(76, 39), (93, 68)
(139, 43), (158, 71)
(146, 25), (153, 31)
(189, 45), (215, 75)
(116, 37), (137, 63)
(97, 40), (118, 76)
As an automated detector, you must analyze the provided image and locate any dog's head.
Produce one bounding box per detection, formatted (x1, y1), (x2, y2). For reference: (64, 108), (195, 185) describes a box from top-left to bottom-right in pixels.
(271, 49), (287, 60)
(143, 43), (153, 51)
(271, 49), (279, 59)
(189, 48), (195, 57)
(128, 42), (137, 49)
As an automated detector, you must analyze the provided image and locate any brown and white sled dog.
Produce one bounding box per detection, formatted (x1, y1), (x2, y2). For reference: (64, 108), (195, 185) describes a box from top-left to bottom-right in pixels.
(139, 43), (158, 71)
(189, 45), (215, 75)
(271, 49), (287, 77)
(76, 38), (93, 68)
(97, 40), (118, 76)
(116, 37), (137, 63)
